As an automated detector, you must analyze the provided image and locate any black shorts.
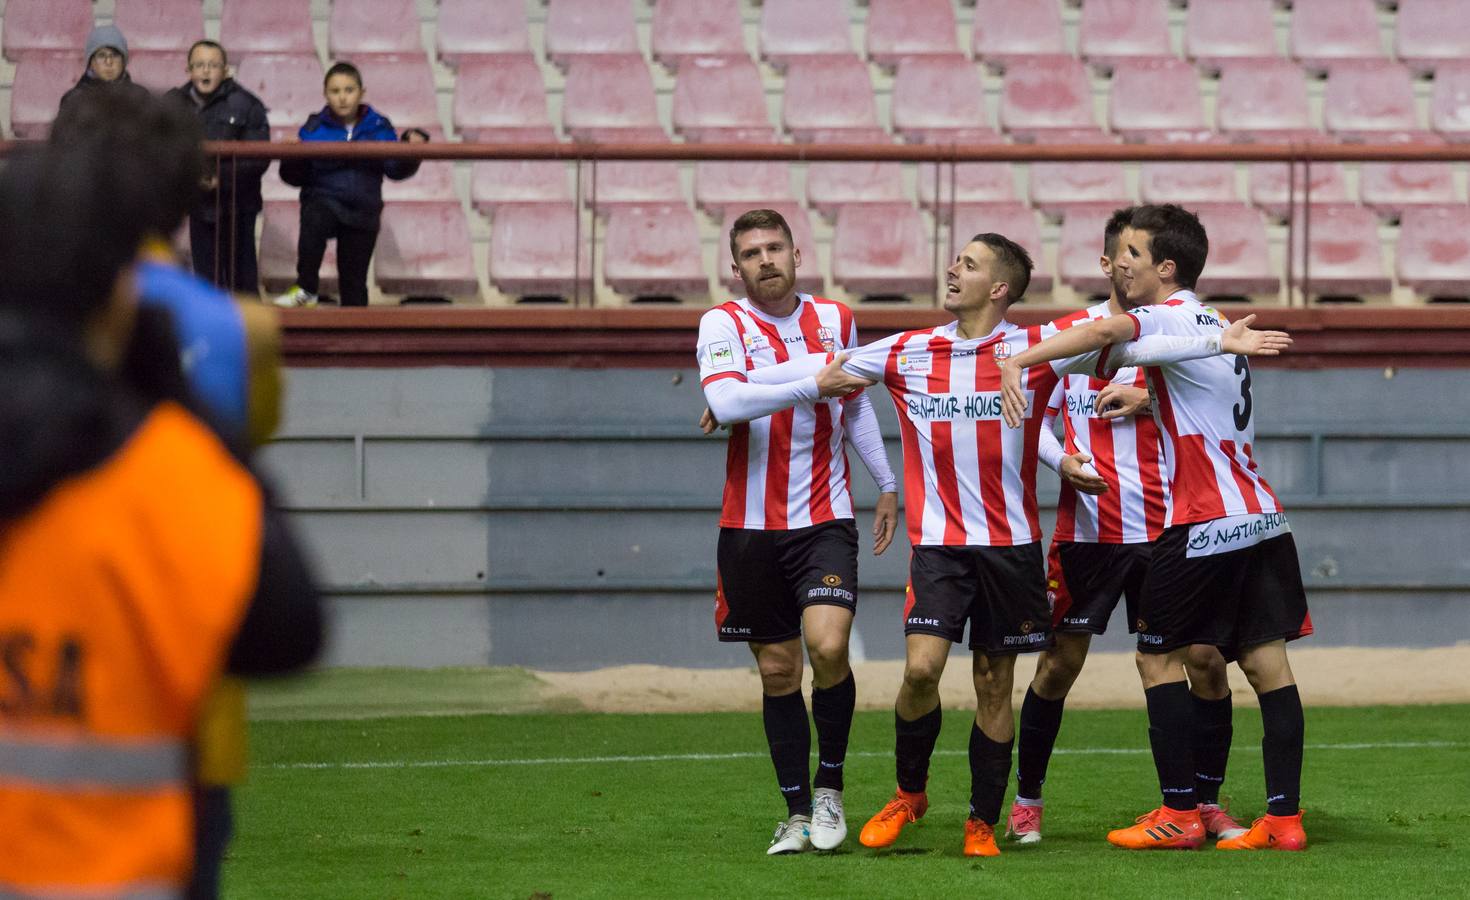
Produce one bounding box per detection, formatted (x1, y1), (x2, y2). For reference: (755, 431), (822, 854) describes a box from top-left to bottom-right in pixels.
(715, 519), (859, 643)
(1137, 516), (1312, 662)
(1047, 540), (1152, 635)
(904, 543), (1052, 655)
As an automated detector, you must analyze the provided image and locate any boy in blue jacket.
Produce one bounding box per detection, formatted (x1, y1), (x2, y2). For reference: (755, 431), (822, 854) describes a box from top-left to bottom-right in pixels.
(274, 62), (428, 307)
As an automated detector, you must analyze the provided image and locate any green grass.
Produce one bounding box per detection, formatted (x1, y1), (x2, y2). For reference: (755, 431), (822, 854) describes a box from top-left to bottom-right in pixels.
(225, 673), (1469, 899)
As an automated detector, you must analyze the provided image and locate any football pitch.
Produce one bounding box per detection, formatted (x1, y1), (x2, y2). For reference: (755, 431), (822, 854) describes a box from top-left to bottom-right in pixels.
(227, 670), (1469, 899)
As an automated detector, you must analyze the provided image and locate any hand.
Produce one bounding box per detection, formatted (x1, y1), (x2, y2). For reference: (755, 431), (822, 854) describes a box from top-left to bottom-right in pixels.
(815, 353), (875, 398)
(1000, 362), (1028, 428)
(1097, 384), (1150, 420)
(872, 491), (899, 555)
(698, 407), (721, 434)
(1059, 452), (1109, 495)
(280, 134), (300, 144)
(1221, 314), (1292, 357)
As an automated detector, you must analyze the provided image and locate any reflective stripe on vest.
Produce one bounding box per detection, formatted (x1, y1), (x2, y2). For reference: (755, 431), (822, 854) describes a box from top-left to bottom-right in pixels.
(0, 734), (187, 791)
(0, 883), (181, 899)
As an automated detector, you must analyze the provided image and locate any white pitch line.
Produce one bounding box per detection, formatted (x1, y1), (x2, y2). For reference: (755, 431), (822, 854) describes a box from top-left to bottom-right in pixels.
(263, 740), (1466, 773)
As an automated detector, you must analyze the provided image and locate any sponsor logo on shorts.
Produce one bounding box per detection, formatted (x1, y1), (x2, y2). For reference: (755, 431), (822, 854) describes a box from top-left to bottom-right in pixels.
(822, 574), (843, 587)
(1062, 616), (1091, 626)
(1003, 632), (1048, 646)
(1139, 631), (1164, 645)
(897, 352), (933, 376)
(720, 626), (752, 635)
(706, 341), (734, 369)
(1185, 512), (1291, 558)
(807, 585), (854, 602)
(817, 326), (836, 353)
(907, 616), (943, 628)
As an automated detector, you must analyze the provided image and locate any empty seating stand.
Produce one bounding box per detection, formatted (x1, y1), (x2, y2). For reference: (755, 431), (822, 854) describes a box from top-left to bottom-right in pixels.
(1108, 59), (1211, 142)
(693, 130), (799, 219)
(1360, 163), (1458, 219)
(1078, 0), (1174, 71)
(354, 55), (442, 135)
(1289, 204), (1393, 299)
(1185, 0), (1279, 73)
(488, 202), (593, 300)
(577, 128), (686, 210)
(376, 203), (480, 298)
(1396, 0), (1470, 75)
(2, 0), (91, 62)
(760, 0), (852, 68)
(916, 132), (1016, 212)
(545, 0), (640, 67)
(972, 0), (1067, 70)
(1396, 205), (1470, 299)
(1216, 60), (1323, 142)
(673, 57), (771, 141)
(10, 52), (79, 139)
(1250, 162), (1352, 219)
(1057, 205), (1120, 296)
(453, 55), (555, 142)
(805, 128), (909, 219)
(563, 55), (663, 140)
(652, 0), (748, 71)
(1431, 64), (1470, 141)
(328, 0), (423, 57)
(1139, 161), (1239, 205)
(719, 204), (825, 296)
(1324, 62), (1429, 141)
(832, 203), (936, 298)
(999, 58), (1098, 138)
(126, 52), (187, 93)
(233, 53), (326, 140)
(436, 0), (533, 67)
(891, 56), (991, 143)
(219, 0), (316, 55)
(1290, 0), (1385, 72)
(603, 205), (710, 300)
(1028, 131), (1132, 219)
(782, 55), (881, 141)
(112, 0), (205, 54)
(470, 128), (574, 213)
(951, 203), (1053, 294)
(1192, 204), (1280, 297)
(866, 0), (961, 68)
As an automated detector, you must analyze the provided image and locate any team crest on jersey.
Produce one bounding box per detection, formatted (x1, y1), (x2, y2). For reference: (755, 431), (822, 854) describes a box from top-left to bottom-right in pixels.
(822, 574), (843, 587)
(707, 341), (734, 369)
(742, 333), (771, 354)
(816, 326), (836, 352)
(992, 342), (1012, 362)
(897, 352), (933, 376)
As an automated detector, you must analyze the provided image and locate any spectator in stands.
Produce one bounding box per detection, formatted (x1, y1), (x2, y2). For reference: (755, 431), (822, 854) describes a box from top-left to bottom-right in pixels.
(273, 62), (429, 308)
(58, 24), (150, 111)
(165, 40), (271, 296)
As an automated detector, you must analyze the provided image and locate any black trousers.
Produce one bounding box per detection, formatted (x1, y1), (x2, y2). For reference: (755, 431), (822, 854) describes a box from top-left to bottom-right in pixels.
(188, 785), (232, 900)
(190, 209), (260, 295)
(296, 198), (379, 307)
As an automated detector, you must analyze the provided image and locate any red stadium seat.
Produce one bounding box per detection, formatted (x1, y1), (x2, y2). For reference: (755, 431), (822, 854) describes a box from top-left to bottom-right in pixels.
(951, 203), (1053, 294)
(719, 203), (825, 295)
(1139, 161), (1239, 205)
(971, 0), (1067, 70)
(328, 0), (422, 57)
(1192, 204), (1280, 297)
(354, 55), (441, 135)
(488, 202), (594, 299)
(436, 0), (533, 67)
(1396, 205), (1470, 297)
(375, 203), (480, 298)
(470, 129), (573, 214)
(1288, 204), (1392, 298)
(544, 0), (640, 67)
(805, 129), (910, 219)
(603, 205), (710, 299)
(1028, 131), (1131, 219)
(999, 58), (1098, 138)
(1359, 163), (1459, 219)
(652, 0), (748, 71)
(1250, 163), (1352, 219)
(2, 0), (92, 62)
(760, 0), (853, 68)
(10, 52), (76, 139)
(866, 0), (961, 68)
(219, 0), (316, 56)
(563, 55), (663, 140)
(912, 129), (1013, 211)
(1057, 205), (1119, 296)
(577, 129), (687, 210)
(1216, 60), (1322, 142)
(1323, 62), (1426, 141)
(1185, 0), (1279, 73)
(672, 57), (771, 141)
(453, 55), (554, 142)
(693, 130), (799, 219)
(1289, 0), (1385, 72)
(782, 55), (881, 142)
(891, 56), (992, 143)
(259, 202), (339, 294)
(1108, 59), (1211, 142)
(112, 0), (206, 54)
(233, 53), (326, 141)
(1431, 63), (1470, 142)
(1396, 0), (1470, 76)
(1078, 0), (1174, 71)
(126, 51), (187, 93)
(832, 203), (935, 297)
(382, 157), (458, 204)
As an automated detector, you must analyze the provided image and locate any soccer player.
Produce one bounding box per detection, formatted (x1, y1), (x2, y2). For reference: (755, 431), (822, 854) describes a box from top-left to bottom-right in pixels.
(999, 204), (1310, 851)
(696, 209), (900, 854)
(735, 232), (1287, 857)
(1007, 208), (1245, 845)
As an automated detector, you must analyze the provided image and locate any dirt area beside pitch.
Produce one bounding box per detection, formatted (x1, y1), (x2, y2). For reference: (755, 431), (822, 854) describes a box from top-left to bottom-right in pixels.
(535, 644), (1470, 713)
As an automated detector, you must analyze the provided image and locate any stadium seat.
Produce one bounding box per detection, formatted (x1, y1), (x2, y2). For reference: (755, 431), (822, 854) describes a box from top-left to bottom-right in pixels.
(1396, 0), (1470, 76)
(1077, 0), (1175, 71)
(805, 128), (910, 219)
(1250, 163), (1352, 219)
(1184, 0), (1279, 73)
(782, 55), (881, 142)
(971, 0), (1067, 69)
(112, 0), (206, 54)
(866, 0), (962, 68)
(10, 52), (76, 138)
(891, 56), (992, 143)
(1139, 161), (1239, 205)
(1287, 204), (1392, 298)
(353, 55), (442, 136)
(233, 53), (326, 141)
(453, 55), (555, 142)
(436, 0), (533, 67)
(1323, 62), (1426, 141)
(1359, 163), (1459, 219)
(1057, 205), (1119, 296)
(126, 52), (187, 93)
(832, 203), (935, 298)
(259, 202), (339, 295)
(382, 157), (458, 204)
(603, 205), (710, 300)
(950, 203), (1053, 294)
(1289, 0), (1385, 72)
(652, 0), (748, 71)
(2, 0), (92, 62)
(719, 203), (825, 295)
(328, 0), (422, 57)
(916, 132), (1016, 211)
(1192, 204), (1280, 297)
(1396, 205), (1470, 298)
(544, 0), (640, 67)
(219, 0), (315, 56)
(471, 130), (574, 214)
(760, 0), (853, 68)
(1216, 60), (1322, 142)
(1108, 59), (1211, 142)
(693, 130), (799, 219)
(374, 203), (480, 298)
(563, 55), (663, 140)
(577, 129), (687, 210)
(1431, 63), (1470, 142)
(488, 202), (594, 299)
(1028, 132), (1131, 219)
(999, 58), (1098, 138)
(672, 57), (772, 141)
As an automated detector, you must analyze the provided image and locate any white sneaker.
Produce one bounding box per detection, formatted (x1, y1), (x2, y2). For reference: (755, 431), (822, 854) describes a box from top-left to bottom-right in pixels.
(272, 285), (318, 308)
(766, 814), (813, 855)
(810, 788), (847, 850)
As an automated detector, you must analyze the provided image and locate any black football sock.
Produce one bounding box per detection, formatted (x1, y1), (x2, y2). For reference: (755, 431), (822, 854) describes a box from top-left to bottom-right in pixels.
(1258, 684), (1305, 816)
(811, 671), (856, 791)
(969, 722), (1015, 826)
(762, 689), (812, 817)
(1191, 690), (1233, 806)
(894, 703), (942, 794)
(1015, 686), (1066, 801)
(1144, 681), (1197, 812)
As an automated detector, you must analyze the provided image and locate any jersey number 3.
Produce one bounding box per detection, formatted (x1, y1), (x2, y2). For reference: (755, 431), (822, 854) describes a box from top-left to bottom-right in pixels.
(1232, 354), (1253, 431)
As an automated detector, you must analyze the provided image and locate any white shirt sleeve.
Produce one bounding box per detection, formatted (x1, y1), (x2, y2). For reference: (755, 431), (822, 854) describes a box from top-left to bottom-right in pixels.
(1037, 408), (1065, 474)
(742, 334), (897, 386)
(842, 389), (897, 493)
(696, 309), (747, 384)
(702, 374), (821, 424)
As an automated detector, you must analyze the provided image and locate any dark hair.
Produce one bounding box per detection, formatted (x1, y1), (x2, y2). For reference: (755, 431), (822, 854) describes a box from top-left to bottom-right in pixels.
(970, 232), (1033, 305)
(325, 61), (364, 89)
(1103, 205), (1136, 259)
(187, 39), (227, 66)
(729, 208), (795, 259)
(1128, 204), (1209, 290)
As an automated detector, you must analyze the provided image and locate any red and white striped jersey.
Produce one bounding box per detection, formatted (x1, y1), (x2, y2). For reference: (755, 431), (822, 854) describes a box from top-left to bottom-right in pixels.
(1120, 291), (1283, 526)
(1047, 302), (1169, 544)
(696, 295), (858, 530)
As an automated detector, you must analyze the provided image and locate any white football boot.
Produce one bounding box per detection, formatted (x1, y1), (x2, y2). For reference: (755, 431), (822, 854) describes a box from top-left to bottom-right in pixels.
(810, 788), (848, 850)
(767, 814), (813, 855)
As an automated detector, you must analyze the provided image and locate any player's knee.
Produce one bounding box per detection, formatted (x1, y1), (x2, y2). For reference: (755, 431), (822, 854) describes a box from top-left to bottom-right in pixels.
(902, 661), (943, 696)
(1034, 653), (1082, 697)
(805, 638), (849, 681)
(754, 653), (802, 694)
(1184, 645), (1229, 697)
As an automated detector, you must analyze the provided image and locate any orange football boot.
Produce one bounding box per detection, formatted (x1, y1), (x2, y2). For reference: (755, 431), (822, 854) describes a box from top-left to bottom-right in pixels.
(1106, 806), (1205, 850)
(858, 788), (928, 848)
(1216, 811), (1307, 851)
(962, 818), (1001, 857)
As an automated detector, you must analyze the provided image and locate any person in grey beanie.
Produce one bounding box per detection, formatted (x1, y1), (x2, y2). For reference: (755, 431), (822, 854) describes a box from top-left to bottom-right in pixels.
(59, 24), (152, 111)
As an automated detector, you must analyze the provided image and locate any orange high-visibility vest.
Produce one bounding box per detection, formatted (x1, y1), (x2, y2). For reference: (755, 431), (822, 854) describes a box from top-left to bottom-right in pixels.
(0, 402), (262, 897)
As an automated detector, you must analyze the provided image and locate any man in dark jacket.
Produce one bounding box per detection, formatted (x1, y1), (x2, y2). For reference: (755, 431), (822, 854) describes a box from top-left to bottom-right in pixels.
(58, 24), (151, 111)
(166, 40), (271, 295)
